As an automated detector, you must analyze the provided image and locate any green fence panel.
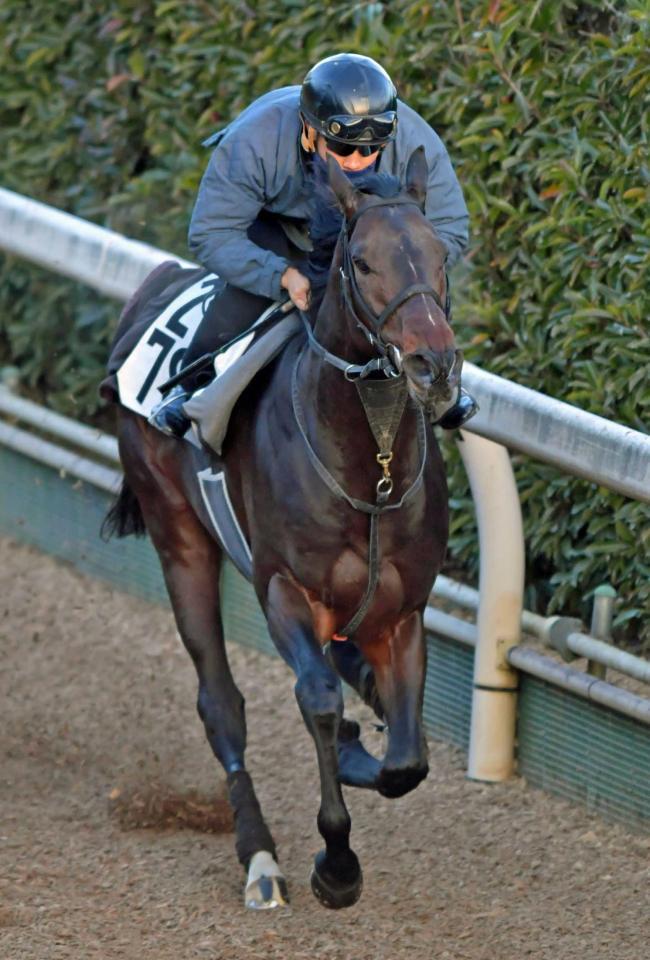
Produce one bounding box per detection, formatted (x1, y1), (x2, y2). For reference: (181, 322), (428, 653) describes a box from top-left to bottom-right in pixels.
(220, 561), (276, 658)
(518, 674), (650, 831)
(0, 445), (167, 603)
(423, 632), (474, 752)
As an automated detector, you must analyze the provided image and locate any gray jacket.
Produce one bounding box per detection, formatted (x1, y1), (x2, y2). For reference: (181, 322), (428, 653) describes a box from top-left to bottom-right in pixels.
(188, 86), (469, 300)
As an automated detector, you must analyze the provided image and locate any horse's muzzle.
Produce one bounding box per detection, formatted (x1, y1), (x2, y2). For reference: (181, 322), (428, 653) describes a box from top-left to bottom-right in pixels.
(402, 348), (463, 420)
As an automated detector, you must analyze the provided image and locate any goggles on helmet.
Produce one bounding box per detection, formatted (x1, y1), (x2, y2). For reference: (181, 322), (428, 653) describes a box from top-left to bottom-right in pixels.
(323, 111), (397, 146)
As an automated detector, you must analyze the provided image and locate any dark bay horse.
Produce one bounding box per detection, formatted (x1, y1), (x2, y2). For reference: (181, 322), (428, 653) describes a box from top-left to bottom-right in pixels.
(105, 149), (461, 910)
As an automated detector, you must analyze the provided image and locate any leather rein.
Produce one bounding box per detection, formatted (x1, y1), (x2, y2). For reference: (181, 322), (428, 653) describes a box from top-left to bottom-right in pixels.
(293, 195), (446, 638)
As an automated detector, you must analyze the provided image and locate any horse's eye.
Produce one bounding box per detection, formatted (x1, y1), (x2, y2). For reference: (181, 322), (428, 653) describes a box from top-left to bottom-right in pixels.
(353, 257), (371, 275)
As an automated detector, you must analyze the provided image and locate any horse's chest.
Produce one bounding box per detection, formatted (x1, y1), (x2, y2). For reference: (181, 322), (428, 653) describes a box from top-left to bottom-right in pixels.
(293, 510), (431, 634)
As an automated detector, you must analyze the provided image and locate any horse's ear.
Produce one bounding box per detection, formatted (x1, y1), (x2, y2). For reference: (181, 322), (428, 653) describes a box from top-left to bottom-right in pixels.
(405, 146), (428, 210)
(327, 155), (360, 220)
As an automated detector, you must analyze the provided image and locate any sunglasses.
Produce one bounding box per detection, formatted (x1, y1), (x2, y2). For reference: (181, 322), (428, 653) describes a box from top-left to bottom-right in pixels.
(324, 139), (380, 158)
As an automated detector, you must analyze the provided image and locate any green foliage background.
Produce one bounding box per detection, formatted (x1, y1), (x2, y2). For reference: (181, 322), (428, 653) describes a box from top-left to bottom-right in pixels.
(1, 1), (648, 644)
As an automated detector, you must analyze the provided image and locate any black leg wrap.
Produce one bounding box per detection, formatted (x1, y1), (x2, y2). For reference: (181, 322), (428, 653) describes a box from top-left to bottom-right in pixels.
(227, 770), (277, 869)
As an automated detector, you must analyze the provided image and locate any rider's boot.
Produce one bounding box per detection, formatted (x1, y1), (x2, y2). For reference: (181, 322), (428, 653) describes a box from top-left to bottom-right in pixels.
(148, 384), (192, 438)
(436, 387), (479, 430)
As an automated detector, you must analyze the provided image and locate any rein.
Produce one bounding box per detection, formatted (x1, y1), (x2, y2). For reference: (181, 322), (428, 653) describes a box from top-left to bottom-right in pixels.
(293, 195), (441, 638)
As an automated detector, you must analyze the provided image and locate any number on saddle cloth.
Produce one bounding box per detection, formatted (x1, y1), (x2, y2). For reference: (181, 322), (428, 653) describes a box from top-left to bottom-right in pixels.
(107, 263), (222, 417)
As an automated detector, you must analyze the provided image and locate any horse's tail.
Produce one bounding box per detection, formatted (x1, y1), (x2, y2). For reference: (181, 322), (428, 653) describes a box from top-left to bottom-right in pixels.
(101, 478), (146, 540)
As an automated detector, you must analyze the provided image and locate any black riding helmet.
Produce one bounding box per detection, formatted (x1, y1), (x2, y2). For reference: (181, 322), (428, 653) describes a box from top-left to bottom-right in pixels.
(300, 53), (398, 148)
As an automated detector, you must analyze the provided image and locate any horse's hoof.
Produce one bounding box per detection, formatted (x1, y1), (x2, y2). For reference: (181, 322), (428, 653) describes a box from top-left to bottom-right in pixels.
(376, 762), (428, 798)
(310, 849), (362, 909)
(245, 851), (289, 910)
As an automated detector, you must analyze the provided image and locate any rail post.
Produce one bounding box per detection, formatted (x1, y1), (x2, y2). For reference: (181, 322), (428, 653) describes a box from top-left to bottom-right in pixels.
(456, 431), (524, 781)
(587, 585), (616, 680)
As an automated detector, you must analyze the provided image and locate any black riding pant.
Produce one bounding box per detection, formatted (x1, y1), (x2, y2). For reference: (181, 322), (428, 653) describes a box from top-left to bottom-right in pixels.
(180, 213), (306, 391)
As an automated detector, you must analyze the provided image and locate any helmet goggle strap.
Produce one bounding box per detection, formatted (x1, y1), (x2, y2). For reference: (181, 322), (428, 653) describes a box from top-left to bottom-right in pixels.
(300, 117), (318, 153)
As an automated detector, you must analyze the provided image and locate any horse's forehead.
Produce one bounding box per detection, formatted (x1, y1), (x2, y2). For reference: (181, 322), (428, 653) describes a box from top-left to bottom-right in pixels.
(354, 202), (446, 261)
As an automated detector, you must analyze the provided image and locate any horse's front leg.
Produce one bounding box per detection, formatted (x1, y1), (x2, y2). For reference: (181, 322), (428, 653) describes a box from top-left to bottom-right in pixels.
(265, 573), (363, 909)
(360, 610), (429, 799)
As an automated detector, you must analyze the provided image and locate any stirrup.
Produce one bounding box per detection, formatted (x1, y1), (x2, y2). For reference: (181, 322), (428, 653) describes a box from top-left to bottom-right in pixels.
(148, 385), (191, 438)
(436, 388), (479, 430)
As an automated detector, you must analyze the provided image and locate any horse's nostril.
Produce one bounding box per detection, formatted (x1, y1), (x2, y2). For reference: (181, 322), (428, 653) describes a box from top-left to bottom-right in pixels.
(403, 350), (450, 384)
(405, 354), (435, 381)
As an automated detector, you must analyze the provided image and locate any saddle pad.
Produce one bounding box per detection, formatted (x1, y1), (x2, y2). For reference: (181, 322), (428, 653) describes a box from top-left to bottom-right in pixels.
(116, 272), (222, 417)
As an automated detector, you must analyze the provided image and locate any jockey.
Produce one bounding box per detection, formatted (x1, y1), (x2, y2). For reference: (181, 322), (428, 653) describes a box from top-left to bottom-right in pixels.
(150, 52), (477, 437)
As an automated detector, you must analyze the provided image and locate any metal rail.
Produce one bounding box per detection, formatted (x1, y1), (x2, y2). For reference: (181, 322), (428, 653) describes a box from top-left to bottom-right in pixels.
(433, 574), (549, 638)
(0, 186), (193, 301)
(0, 386), (119, 462)
(433, 574), (650, 686)
(0, 420), (121, 494)
(508, 646), (650, 727)
(1, 186), (648, 502)
(566, 633), (650, 684)
(424, 607), (477, 648)
(463, 363), (650, 503)
(424, 612), (650, 726)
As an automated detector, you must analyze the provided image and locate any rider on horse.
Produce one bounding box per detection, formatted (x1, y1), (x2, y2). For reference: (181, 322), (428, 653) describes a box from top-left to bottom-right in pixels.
(149, 52), (477, 438)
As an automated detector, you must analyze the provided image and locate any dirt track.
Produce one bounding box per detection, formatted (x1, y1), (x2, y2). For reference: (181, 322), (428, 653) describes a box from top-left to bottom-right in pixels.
(1, 536), (648, 960)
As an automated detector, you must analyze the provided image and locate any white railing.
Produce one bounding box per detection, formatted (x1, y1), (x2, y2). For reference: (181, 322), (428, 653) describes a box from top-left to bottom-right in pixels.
(1, 186), (648, 781)
(2, 187), (647, 502)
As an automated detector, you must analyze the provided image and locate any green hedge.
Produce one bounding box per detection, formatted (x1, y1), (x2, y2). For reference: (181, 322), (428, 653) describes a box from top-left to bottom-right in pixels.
(1, 1), (648, 645)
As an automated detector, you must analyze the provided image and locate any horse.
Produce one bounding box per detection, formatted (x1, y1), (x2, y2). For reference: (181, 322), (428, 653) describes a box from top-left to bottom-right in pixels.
(104, 148), (461, 910)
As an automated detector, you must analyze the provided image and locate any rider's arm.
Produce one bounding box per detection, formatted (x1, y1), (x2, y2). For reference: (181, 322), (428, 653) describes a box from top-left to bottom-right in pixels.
(422, 142), (469, 269)
(188, 136), (289, 300)
(394, 102), (469, 268)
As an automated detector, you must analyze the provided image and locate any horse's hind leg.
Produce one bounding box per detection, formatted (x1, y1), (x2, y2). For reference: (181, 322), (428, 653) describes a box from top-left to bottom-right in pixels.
(120, 442), (286, 908)
(160, 539), (287, 908)
(265, 574), (362, 909)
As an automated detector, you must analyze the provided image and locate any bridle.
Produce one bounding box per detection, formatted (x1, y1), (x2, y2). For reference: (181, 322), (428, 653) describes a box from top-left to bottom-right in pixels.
(301, 195), (451, 379)
(339, 196), (452, 366)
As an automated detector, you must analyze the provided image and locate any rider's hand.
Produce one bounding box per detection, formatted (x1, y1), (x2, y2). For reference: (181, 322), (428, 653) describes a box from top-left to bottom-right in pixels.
(281, 266), (311, 311)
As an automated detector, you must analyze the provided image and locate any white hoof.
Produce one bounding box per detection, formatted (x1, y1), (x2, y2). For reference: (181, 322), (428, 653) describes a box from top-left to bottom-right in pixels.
(244, 851), (289, 910)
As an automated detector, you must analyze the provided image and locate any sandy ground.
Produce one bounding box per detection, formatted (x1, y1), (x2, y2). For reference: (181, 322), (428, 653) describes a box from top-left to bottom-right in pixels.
(1, 535), (648, 960)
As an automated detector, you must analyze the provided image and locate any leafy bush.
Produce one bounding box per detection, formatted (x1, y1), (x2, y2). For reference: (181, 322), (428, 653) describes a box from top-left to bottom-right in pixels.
(1, 1), (648, 644)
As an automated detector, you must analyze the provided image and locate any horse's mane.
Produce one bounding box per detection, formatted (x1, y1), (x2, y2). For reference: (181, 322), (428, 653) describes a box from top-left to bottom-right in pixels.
(304, 170), (402, 294)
